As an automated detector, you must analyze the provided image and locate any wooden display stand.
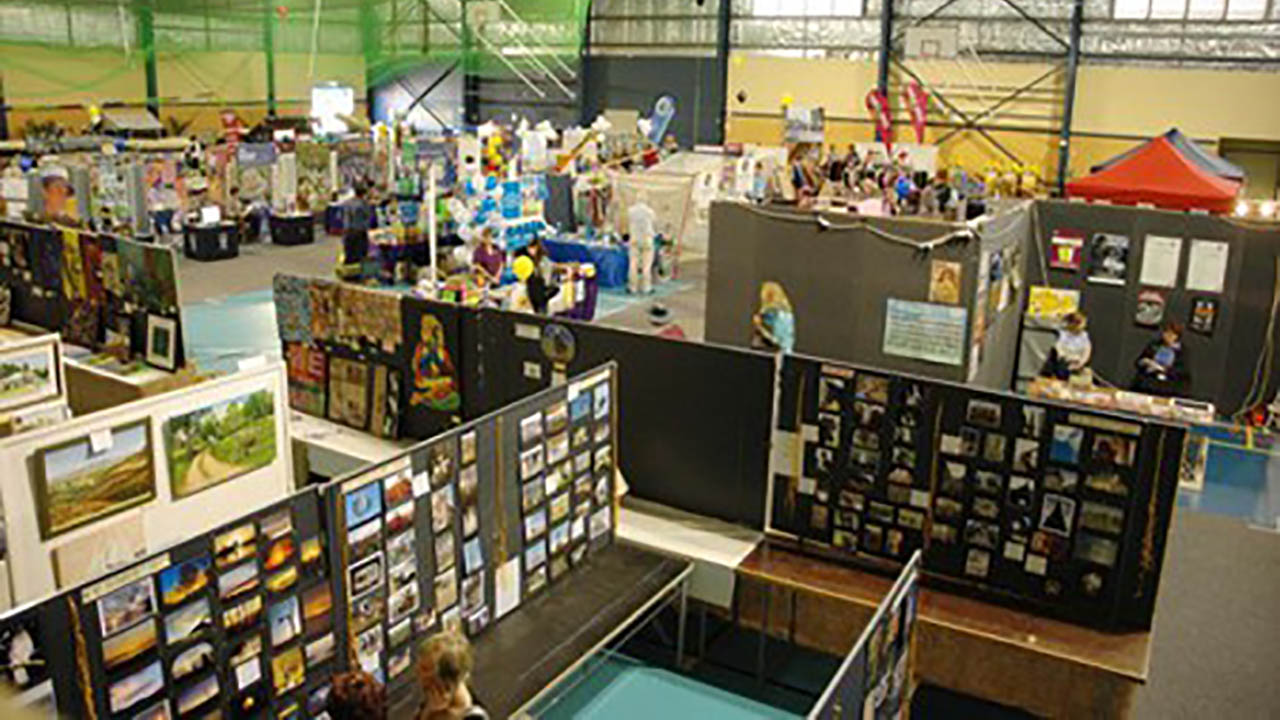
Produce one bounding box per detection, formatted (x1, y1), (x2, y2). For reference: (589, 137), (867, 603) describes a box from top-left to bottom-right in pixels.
(270, 212), (315, 246)
(736, 543), (1152, 719)
(183, 221), (240, 261)
(64, 358), (204, 416)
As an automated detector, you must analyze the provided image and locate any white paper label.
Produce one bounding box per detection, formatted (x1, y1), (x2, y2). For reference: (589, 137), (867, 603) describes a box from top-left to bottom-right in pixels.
(495, 558), (521, 620)
(798, 477), (816, 496)
(412, 472), (431, 498)
(89, 428), (113, 454)
(523, 362), (542, 380)
(515, 323), (541, 341)
(801, 424), (819, 442)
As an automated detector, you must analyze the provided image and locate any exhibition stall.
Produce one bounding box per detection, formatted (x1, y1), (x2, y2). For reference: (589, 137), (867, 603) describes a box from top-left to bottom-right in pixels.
(704, 200), (1032, 391)
(0, 361), (293, 606)
(0, 365), (647, 720)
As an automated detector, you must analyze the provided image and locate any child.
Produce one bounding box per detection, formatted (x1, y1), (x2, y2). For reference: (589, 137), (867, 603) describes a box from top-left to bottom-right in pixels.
(1041, 311), (1092, 385)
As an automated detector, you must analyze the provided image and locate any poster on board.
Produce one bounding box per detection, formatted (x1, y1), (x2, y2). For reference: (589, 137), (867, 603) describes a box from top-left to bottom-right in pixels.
(1186, 239), (1229, 293)
(883, 299), (967, 366)
(1088, 234), (1130, 285)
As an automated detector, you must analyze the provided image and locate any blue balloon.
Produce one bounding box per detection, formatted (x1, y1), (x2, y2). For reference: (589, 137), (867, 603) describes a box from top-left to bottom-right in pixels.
(485, 175), (498, 191)
(19, 155), (33, 171)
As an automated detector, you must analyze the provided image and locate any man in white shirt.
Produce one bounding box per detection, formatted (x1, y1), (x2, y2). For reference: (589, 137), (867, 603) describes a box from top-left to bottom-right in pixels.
(627, 193), (658, 294)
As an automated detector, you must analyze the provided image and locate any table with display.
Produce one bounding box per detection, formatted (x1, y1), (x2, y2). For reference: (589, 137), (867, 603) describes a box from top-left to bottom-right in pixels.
(182, 220), (240, 261)
(289, 410), (416, 484)
(270, 211), (316, 245)
(388, 542), (692, 719)
(735, 542), (1153, 719)
(544, 236), (629, 289)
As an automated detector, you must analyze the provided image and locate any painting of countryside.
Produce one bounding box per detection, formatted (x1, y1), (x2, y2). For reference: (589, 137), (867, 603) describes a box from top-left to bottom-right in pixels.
(166, 389), (276, 499)
(0, 345), (56, 411)
(38, 422), (154, 539)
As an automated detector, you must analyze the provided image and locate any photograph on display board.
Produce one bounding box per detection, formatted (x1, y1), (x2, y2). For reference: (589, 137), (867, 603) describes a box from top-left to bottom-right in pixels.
(164, 389), (277, 499)
(156, 554), (212, 608)
(1088, 234), (1130, 285)
(1190, 297), (1218, 334)
(0, 339), (60, 413)
(0, 608), (55, 712)
(285, 342), (327, 416)
(34, 419), (155, 540)
(144, 314), (178, 371)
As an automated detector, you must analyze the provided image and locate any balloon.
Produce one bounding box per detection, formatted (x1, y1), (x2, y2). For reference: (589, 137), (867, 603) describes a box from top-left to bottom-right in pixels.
(781, 93), (794, 107)
(513, 255), (535, 282)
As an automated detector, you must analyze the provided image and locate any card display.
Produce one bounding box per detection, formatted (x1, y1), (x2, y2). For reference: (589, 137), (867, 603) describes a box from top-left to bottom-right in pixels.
(770, 355), (1183, 630)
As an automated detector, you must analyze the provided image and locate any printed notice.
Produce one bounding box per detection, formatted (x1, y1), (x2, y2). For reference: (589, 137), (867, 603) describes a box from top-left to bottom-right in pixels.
(1140, 235), (1182, 288)
(883, 299), (967, 366)
(1186, 239), (1229, 293)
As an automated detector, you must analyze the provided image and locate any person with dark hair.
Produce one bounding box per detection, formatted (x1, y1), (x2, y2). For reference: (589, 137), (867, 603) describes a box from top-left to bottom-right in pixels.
(1132, 321), (1191, 397)
(343, 182), (373, 264)
(1040, 312), (1092, 385)
(328, 670), (386, 720)
(416, 631), (488, 720)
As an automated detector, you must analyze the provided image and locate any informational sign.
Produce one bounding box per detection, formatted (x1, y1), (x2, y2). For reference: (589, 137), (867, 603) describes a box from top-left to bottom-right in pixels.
(883, 299), (967, 366)
(1139, 235), (1182, 288)
(1187, 239), (1229, 293)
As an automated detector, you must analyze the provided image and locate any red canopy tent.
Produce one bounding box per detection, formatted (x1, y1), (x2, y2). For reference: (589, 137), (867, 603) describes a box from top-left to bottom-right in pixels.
(1066, 132), (1242, 214)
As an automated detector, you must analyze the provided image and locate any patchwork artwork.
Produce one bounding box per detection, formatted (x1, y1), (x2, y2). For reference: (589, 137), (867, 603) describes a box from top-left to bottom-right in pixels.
(286, 343), (327, 417)
(328, 357), (370, 430)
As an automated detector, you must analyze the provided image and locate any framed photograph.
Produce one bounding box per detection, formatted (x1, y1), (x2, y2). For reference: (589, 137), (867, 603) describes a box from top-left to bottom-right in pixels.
(1190, 297), (1218, 335)
(34, 419), (156, 540)
(344, 482), (383, 528)
(164, 389), (277, 500)
(157, 554), (212, 608)
(144, 314), (178, 371)
(0, 336), (61, 414)
(109, 659), (164, 714)
(103, 617), (157, 671)
(1039, 494), (1077, 537)
(965, 399), (1002, 430)
(1088, 233), (1130, 285)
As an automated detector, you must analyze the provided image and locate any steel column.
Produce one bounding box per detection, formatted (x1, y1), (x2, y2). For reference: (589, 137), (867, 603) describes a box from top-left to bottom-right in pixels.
(1057, 0), (1085, 194)
(139, 1), (159, 118)
(878, 0), (894, 95)
(716, 0), (732, 144)
(263, 0), (277, 117)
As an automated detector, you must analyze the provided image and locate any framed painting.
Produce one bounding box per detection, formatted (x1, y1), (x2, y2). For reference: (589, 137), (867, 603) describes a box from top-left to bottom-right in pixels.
(33, 419), (156, 540)
(164, 388), (278, 499)
(0, 336), (61, 414)
(145, 314), (178, 371)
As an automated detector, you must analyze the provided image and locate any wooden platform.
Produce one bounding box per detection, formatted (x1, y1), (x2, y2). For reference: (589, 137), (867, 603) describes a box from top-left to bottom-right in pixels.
(737, 543), (1153, 718)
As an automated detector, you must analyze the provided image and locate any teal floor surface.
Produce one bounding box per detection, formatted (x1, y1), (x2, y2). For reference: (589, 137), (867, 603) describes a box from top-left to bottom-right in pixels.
(536, 655), (801, 720)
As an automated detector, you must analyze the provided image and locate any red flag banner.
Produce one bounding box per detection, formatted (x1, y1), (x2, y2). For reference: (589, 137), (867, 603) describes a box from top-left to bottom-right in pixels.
(903, 81), (929, 144)
(864, 89), (893, 155)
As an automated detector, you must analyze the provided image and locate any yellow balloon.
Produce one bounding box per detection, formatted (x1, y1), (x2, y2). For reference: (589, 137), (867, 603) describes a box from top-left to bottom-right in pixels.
(513, 255), (535, 281)
(781, 93), (794, 107)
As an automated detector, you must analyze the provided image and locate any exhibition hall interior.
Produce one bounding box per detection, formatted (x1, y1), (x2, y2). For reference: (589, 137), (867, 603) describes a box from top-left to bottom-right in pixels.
(2, 0), (1280, 718)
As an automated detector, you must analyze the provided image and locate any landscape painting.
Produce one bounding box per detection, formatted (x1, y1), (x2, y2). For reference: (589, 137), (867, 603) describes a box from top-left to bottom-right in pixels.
(0, 340), (59, 413)
(165, 389), (277, 499)
(35, 420), (155, 540)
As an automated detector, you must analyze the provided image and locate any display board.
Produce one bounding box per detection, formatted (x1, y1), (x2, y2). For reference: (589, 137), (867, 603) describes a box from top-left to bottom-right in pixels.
(0, 219), (187, 369)
(809, 551), (921, 720)
(326, 364), (618, 703)
(769, 354), (1184, 630)
(274, 275), (468, 441)
(0, 362), (294, 606)
(478, 310), (775, 529)
(0, 363), (618, 720)
(1026, 200), (1276, 412)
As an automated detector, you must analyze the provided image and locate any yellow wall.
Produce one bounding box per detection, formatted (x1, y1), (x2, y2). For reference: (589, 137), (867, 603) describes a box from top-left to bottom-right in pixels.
(1, 44), (365, 138)
(725, 51), (1280, 182)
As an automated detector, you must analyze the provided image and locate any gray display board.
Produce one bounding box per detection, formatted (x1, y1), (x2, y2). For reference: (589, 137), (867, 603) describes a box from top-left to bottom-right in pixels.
(705, 201), (1031, 390)
(1029, 200), (1279, 412)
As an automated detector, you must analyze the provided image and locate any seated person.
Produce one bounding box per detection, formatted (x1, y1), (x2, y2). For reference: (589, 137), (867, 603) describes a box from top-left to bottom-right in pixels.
(416, 631), (488, 720)
(1132, 321), (1191, 397)
(328, 670), (386, 720)
(471, 228), (504, 286)
(1040, 312), (1092, 385)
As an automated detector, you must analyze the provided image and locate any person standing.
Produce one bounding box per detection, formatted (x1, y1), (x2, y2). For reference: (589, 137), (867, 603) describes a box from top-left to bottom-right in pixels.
(343, 182), (373, 265)
(415, 631), (488, 720)
(627, 193), (658, 294)
(752, 281), (796, 354)
(471, 227), (505, 287)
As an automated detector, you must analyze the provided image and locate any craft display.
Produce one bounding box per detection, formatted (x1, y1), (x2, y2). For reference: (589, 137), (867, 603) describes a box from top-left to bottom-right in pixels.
(275, 274), (464, 440)
(0, 219), (186, 370)
(770, 354), (1184, 630)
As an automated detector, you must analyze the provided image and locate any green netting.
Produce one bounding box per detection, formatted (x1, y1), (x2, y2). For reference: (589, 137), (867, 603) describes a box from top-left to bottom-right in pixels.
(0, 0), (589, 105)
